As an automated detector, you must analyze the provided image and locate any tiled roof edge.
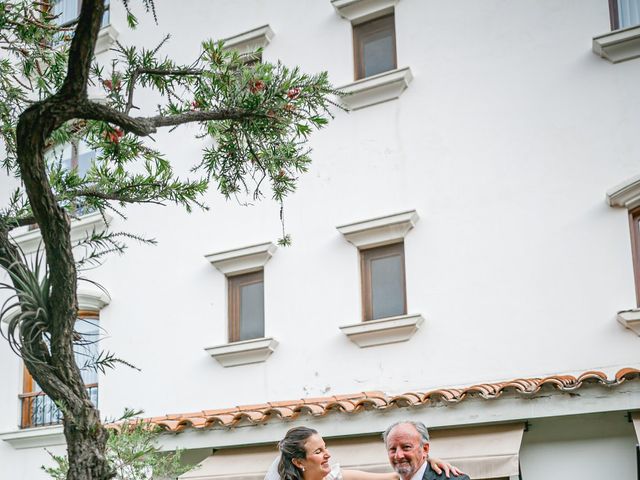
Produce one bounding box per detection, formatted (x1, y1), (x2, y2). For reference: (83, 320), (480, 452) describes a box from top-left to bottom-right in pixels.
(108, 368), (640, 433)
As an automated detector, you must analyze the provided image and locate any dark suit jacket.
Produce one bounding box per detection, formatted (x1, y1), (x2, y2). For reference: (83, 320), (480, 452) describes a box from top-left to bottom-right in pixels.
(423, 463), (471, 480)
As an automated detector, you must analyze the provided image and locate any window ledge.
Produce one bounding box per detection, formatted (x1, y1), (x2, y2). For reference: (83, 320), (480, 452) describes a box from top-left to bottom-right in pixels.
(340, 314), (424, 348)
(617, 309), (640, 336)
(9, 211), (111, 255)
(222, 24), (274, 56)
(0, 425), (65, 449)
(332, 0), (399, 24)
(205, 242), (277, 276)
(337, 67), (413, 111)
(606, 174), (640, 209)
(593, 25), (640, 63)
(337, 209), (419, 248)
(95, 25), (119, 55)
(204, 337), (279, 367)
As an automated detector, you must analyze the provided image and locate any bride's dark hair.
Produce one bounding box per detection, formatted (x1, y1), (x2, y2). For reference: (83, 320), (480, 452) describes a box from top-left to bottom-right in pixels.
(278, 426), (317, 480)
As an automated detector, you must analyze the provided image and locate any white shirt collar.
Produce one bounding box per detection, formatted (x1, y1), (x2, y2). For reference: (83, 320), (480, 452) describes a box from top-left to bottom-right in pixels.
(409, 461), (428, 480)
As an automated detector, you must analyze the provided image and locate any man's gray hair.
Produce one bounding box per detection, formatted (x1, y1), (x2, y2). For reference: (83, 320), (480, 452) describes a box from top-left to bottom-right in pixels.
(382, 421), (430, 446)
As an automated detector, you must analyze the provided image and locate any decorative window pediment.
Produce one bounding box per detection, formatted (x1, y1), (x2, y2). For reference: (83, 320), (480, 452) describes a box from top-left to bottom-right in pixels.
(205, 242), (277, 276)
(1, 284), (110, 326)
(95, 25), (119, 55)
(222, 25), (274, 57)
(9, 211), (111, 256)
(337, 209), (419, 249)
(332, 0), (399, 24)
(607, 174), (640, 208)
(77, 286), (111, 312)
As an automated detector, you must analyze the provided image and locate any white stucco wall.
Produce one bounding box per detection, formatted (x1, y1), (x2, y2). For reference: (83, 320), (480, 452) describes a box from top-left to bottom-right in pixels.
(80, 0), (640, 415)
(1, 0), (640, 478)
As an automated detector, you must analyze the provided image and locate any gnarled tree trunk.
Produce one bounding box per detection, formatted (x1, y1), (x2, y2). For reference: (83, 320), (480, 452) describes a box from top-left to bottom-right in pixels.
(12, 3), (114, 479)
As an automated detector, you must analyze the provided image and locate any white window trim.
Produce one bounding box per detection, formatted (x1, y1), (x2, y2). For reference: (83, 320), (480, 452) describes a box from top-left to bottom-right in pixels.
(340, 313), (423, 347)
(606, 176), (640, 329)
(337, 209), (419, 249)
(332, 0), (399, 24)
(0, 425), (65, 449)
(205, 242), (277, 276)
(204, 242), (275, 352)
(593, 25), (640, 63)
(617, 309), (640, 336)
(607, 174), (640, 209)
(77, 286), (111, 312)
(95, 24), (119, 55)
(204, 337), (279, 367)
(222, 24), (275, 56)
(337, 67), (412, 111)
(8, 211), (111, 256)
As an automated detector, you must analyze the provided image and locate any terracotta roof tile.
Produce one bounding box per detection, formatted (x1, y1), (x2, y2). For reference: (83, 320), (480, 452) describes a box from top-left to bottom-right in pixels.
(268, 400), (304, 408)
(111, 368), (640, 433)
(203, 416), (231, 428)
(154, 420), (181, 431)
(424, 389), (465, 403)
(390, 393), (422, 406)
(296, 404), (328, 416)
(353, 397), (387, 409)
(204, 414), (237, 426)
(463, 383), (503, 399)
(578, 371), (608, 382)
(303, 396), (333, 404)
(201, 407), (241, 416)
(616, 367), (640, 382)
(333, 393), (364, 401)
(235, 411), (266, 423)
(239, 403), (271, 411)
(325, 400), (356, 412)
(181, 417), (207, 428)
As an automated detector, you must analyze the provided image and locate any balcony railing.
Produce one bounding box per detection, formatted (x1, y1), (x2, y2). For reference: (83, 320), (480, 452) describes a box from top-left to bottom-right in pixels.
(19, 384), (98, 429)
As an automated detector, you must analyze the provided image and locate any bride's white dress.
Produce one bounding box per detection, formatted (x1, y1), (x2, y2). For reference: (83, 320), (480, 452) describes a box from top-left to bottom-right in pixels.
(264, 456), (342, 480)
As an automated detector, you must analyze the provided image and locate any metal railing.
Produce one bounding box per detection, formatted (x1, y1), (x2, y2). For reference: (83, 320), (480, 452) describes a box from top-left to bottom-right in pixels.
(19, 384), (98, 429)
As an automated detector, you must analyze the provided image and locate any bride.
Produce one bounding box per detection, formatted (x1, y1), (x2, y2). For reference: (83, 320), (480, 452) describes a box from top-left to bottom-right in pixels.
(265, 426), (462, 480)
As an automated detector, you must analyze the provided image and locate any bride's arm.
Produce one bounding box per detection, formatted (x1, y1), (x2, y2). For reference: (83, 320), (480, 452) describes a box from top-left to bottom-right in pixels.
(341, 470), (399, 480)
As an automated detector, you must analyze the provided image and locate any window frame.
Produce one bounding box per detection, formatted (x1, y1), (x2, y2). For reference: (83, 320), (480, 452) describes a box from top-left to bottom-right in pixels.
(48, 0), (110, 29)
(609, 0), (640, 30)
(609, 0), (621, 30)
(360, 241), (407, 321)
(227, 270), (265, 343)
(29, 139), (93, 230)
(629, 207), (640, 307)
(352, 13), (397, 80)
(19, 310), (100, 429)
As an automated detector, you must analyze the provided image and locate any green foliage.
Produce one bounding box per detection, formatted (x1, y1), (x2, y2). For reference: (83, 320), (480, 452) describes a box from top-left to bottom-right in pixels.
(0, 3), (337, 474)
(43, 414), (191, 480)
(0, 246), (52, 364)
(0, 1), (337, 249)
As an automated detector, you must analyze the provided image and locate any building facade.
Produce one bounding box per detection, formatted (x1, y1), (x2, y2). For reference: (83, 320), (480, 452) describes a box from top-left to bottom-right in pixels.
(2, 0), (640, 479)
